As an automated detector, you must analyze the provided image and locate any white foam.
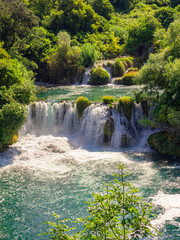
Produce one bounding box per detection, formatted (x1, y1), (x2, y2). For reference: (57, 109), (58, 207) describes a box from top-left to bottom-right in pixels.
(151, 192), (180, 228)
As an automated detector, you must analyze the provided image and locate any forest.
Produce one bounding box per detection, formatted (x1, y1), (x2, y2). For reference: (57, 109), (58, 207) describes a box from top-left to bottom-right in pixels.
(0, 0), (179, 156)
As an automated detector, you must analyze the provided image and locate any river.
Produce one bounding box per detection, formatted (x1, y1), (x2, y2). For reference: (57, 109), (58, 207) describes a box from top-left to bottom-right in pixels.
(0, 86), (179, 239)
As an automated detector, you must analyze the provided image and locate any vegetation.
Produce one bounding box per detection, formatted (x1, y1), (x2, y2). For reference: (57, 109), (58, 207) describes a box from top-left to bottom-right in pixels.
(121, 71), (138, 86)
(148, 132), (180, 157)
(0, 0), (179, 154)
(89, 68), (110, 85)
(118, 97), (134, 121)
(102, 95), (114, 104)
(40, 164), (159, 239)
(75, 97), (90, 118)
(112, 60), (125, 77)
(0, 45), (35, 151)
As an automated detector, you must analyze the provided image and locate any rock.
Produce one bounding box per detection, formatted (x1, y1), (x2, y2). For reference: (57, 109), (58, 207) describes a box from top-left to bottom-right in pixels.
(104, 116), (114, 144)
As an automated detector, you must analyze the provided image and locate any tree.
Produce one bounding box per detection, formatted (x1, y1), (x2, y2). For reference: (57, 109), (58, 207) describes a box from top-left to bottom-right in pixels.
(126, 16), (159, 55)
(40, 164), (159, 239)
(154, 7), (175, 29)
(0, 0), (39, 48)
(92, 0), (114, 20)
(136, 53), (167, 94)
(46, 31), (81, 84)
(57, 0), (99, 35)
(27, 0), (57, 19)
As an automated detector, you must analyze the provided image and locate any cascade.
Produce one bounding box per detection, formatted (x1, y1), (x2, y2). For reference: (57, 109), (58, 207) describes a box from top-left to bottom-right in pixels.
(82, 67), (91, 84)
(22, 101), (153, 149)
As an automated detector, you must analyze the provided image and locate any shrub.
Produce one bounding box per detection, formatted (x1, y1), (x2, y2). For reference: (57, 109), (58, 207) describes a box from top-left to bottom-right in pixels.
(112, 60), (125, 77)
(40, 164), (159, 239)
(89, 67), (110, 85)
(75, 96), (90, 118)
(0, 102), (26, 151)
(118, 97), (134, 120)
(80, 44), (97, 67)
(148, 131), (180, 157)
(121, 71), (138, 86)
(115, 57), (134, 69)
(102, 95), (114, 104)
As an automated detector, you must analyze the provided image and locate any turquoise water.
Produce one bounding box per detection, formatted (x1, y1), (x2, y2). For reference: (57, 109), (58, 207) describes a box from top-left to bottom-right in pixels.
(36, 85), (140, 101)
(0, 134), (179, 240)
(0, 85), (179, 239)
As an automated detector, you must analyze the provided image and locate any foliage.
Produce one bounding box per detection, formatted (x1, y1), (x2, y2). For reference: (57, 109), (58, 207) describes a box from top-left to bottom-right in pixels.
(80, 44), (97, 67)
(39, 213), (76, 240)
(121, 71), (138, 86)
(109, 26), (129, 44)
(0, 58), (34, 88)
(0, 0), (39, 48)
(92, 0), (114, 20)
(57, 0), (99, 35)
(0, 43), (10, 59)
(40, 164), (159, 239)
(118, 97), (134, 120)
(109, 0), (141, 11)
(102, 32), (122, 58)
(112, 60), (125, 77)
(89, 68), (110, 85)
(126, 15), (159, 55)
(27, 0), (57, 19)
(42, 9), (64, 34)
(46, 32), (81, 84)
(136, 53), (167, 93)
(148, 131), (180, 157)
(0, 102), (26, 151)
(154, 7), (175, 29)
(75, 96), (90, 118)
(13, 27), (56, 66)
(102, 95), (114, 104)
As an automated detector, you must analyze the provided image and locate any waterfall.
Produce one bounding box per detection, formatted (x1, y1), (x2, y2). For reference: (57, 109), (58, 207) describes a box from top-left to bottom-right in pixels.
(82, 67), (91, 85)
(80, 104), (109, 146)
(21, 101), (154, 149)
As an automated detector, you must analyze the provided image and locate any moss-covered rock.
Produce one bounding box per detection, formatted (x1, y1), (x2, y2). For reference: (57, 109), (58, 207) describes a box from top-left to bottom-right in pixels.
(102, 95), (114, 104)
(148, 131), (180, 157)
(75, 96), (90, 118)
(112, 60), (125, 77)
(121, 71), (138, 86)
(118, 97), (134, 121)
(88, 67), (110, 85)
(104, 116), (114, 144)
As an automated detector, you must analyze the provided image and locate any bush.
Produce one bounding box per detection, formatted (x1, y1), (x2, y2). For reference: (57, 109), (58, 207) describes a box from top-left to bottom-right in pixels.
(112, 60), (125, 77)
(40, 164), (159, 239)
(102, 95), (114, 104)
(121, 71), (138, 86)
(148, 131), (180, 157)
(80, 44), (97, 67)
(118, 97), (134, 120)
(75, 96), (90, 118)
(89, 67), (110, 85)
(0, 102), (26, 151)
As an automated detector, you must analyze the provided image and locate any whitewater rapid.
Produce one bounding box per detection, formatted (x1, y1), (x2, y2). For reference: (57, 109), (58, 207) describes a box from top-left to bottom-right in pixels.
(0, 101), (179, 240)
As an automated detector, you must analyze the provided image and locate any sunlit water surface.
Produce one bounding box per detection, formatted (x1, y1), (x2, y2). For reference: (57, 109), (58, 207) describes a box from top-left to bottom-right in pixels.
(0, 85), (180, 239)
(0, 135), (179, 240)
(36, 85), (140, 101)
